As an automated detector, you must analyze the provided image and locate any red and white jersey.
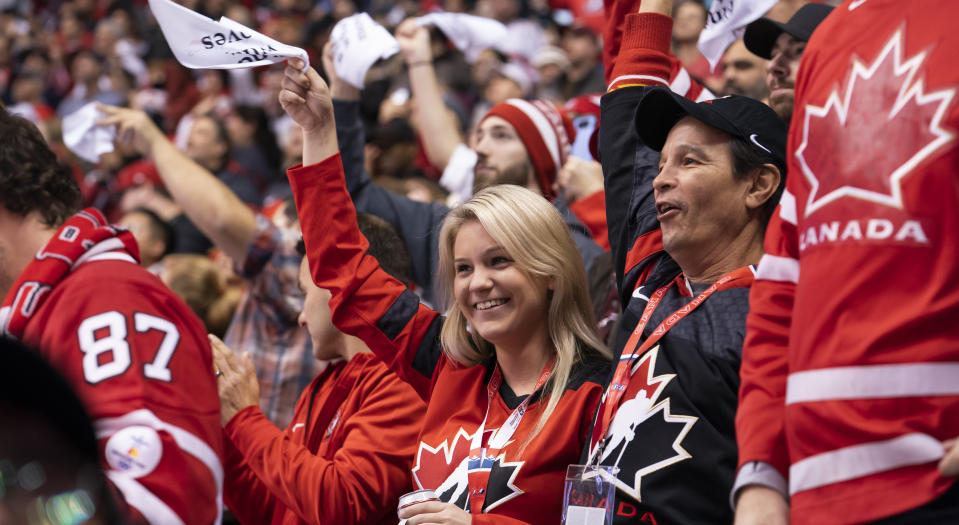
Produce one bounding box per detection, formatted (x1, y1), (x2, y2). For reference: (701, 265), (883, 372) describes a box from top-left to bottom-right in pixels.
(20, 255), (224, 524)
(737, 1), (959, 522)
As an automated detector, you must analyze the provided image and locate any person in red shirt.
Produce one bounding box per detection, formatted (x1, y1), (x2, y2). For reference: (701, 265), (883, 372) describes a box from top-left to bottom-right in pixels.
(281, 57), (612, 524)
(211, 213), (426, 525)
(0, 106), (223, 524)
(735, 1), (959, 523)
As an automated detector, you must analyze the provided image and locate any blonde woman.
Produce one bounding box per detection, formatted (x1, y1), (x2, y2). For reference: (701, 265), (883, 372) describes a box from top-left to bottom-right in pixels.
(280, 57), (611, 524)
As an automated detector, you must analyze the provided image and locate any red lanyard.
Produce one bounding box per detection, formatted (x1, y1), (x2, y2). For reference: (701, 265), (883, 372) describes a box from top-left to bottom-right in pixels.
(589, 267), (754, 453)
(466, 356), (555, 514)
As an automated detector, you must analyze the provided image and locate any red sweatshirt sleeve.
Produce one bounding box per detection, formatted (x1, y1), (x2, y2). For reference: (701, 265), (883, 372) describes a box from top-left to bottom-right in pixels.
(736, 193), (799, 478)
(223, 367), (424, 525)
(607, 11), (712, 101)
(287, 155), (443, 400)
(222, 420), (279, 525)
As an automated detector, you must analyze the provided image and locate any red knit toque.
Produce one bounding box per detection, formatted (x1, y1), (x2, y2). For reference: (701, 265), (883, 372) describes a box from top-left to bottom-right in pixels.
(481, 99), (575, 200)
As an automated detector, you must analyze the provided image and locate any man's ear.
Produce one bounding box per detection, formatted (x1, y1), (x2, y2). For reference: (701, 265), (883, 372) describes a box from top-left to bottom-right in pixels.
(745, 164), (781, 211)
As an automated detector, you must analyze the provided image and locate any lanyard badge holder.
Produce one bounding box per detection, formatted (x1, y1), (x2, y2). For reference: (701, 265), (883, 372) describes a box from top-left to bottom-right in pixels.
(562, 464), (619, 525)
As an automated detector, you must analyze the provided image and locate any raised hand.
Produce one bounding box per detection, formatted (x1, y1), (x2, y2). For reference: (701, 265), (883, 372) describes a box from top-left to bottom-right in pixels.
(556, 157), (604, 203)
(394, 18), (432, 65)
(280, 57), (334, 136)
(280, 57), (339, 164)
(97, 104), (167, 157)
(323, 40), (359, 100)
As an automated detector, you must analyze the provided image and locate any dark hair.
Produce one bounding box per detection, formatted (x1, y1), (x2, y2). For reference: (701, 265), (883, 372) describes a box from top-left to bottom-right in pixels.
(296, 212), (412, 284)
(130, 206), (176, 258)
(729, 136), (785, 227)
(0, 106), (83, 226)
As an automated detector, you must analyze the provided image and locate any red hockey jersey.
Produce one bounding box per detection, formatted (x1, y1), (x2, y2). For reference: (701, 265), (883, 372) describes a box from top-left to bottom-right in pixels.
(223, 352), (425, 525)
(289, 155), (609, 525)
(737, 1), (959, 522)
(14, 252), (224, 524)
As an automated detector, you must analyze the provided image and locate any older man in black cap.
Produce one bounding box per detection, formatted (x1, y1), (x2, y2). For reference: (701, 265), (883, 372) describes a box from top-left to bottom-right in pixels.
(744, 3), (834, 124)
(588, 1), (789, 522)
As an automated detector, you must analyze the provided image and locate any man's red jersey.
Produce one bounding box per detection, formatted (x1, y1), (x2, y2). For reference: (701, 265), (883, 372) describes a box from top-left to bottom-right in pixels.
(6, 235), (223, 524)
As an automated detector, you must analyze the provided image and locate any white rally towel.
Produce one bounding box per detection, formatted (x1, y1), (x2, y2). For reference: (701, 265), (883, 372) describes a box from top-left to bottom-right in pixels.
(62, 102), (116, 163)
(148, 0), (308, 70)
(417, 12), (507, 62)
(329, 13), (400, 89)
(697, 0), (778, 71)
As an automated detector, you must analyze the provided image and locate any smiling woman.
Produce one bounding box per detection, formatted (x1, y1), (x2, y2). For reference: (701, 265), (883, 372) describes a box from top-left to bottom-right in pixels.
(438, 186), (608, 442)
(281, 58), (612, 525)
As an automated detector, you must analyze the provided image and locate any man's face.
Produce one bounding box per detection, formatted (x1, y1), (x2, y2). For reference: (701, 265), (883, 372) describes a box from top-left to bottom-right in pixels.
(118, 211), (165, 268)
(721, 40), (769, 101)
(71, 53), (100, 84)
(297, 258), (342, 361)
(561, 30), (600, 65)
(673, 2), (706, 43)
(185, 117), (227, 171)
(767, 33), (806, 124)
(472, 116), (535, 194)
(654, 117), (754, 264)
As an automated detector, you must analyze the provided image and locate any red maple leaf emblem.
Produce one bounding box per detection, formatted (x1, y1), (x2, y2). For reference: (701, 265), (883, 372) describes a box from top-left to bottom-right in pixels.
(411, 427), (476, 490)
(796, 29), (955, 216)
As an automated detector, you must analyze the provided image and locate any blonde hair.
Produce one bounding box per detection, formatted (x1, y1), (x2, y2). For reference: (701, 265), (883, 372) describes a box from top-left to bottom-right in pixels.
(437, 185), (611, 445)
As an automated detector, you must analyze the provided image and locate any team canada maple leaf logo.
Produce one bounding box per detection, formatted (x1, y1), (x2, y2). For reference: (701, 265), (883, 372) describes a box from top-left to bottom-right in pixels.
(589, 346), (697, 502)
(796, 29), (956, 216)
(412, 427), (525, 512)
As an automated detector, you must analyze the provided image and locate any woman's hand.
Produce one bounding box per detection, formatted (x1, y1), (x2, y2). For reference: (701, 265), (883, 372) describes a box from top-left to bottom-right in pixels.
(399, 501), (472, 525)
(280, 57), (338, 163)
(279, 58), (334, 136)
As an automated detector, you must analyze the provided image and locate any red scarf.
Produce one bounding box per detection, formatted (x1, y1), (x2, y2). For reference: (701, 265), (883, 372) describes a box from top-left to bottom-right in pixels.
(1, 208), (140, 338)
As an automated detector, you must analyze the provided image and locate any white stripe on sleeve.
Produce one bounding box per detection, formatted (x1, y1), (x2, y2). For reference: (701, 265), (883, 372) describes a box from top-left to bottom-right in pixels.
(755, 254), (799, 284)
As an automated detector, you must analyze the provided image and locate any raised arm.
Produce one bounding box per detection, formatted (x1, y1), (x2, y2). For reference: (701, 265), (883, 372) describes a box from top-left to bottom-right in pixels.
(280, 58), (445, 397)
(323, 43), (450, 304)
(98, 105), (256, 262)
(395, 18), (465, 172)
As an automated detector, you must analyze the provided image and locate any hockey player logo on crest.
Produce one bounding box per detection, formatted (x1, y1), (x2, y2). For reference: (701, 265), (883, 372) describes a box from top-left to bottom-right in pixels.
(589, 346), (697, 502)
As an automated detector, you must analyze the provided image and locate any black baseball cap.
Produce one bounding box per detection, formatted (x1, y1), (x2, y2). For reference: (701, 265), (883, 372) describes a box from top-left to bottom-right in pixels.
(744, 3), (834, 60)
(634, 87), (787, 173)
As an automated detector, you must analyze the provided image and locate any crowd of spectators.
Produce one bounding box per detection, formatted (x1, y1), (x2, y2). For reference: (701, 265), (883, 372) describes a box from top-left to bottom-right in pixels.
(3, 0), (958, 524)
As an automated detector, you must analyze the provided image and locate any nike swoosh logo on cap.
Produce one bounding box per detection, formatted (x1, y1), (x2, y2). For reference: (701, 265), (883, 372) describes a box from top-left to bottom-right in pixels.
(750, 133), (773, 154)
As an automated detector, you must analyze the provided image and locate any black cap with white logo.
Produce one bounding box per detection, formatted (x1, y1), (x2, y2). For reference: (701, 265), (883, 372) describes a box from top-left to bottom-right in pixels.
(744, 3), (834, 60)
(634, 87), (787, 174)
